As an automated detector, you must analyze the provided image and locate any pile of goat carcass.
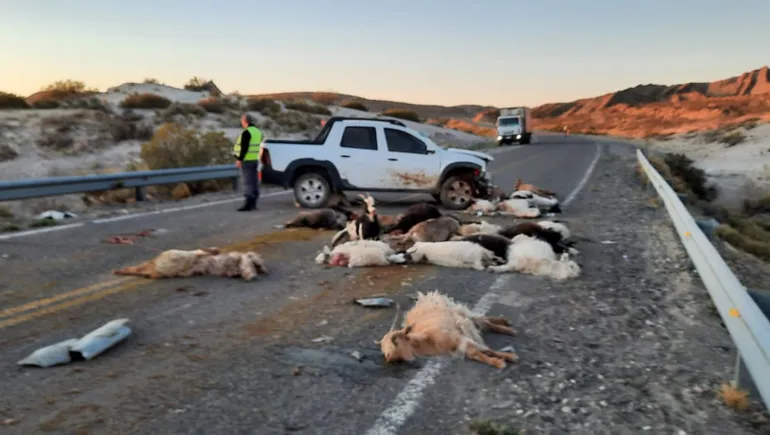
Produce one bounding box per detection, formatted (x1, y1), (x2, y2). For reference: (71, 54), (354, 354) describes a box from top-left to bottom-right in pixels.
(292, 181), (580, 281)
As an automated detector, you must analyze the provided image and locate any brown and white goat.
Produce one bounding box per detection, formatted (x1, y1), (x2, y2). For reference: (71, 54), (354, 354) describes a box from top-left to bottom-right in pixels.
(513, 178), (557, 198)
(387, 216), (460, 252)
(113, 247), (267, 281)
(376, 291), (518, 369)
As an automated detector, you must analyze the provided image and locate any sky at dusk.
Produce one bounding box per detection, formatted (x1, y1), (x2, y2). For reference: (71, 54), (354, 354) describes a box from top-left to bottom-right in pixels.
(2, 0), (769, 107)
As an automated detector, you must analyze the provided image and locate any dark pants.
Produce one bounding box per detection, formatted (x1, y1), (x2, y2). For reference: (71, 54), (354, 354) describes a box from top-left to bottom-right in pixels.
(241, 161), (260, 203)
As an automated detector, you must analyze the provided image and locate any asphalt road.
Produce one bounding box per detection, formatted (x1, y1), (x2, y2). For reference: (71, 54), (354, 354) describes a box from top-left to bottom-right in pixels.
(0, 133), (680, 434)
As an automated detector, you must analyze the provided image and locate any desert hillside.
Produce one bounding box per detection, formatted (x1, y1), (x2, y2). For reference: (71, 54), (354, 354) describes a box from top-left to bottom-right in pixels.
(532, 66), (770, 137)
(0, 79), (494, 220)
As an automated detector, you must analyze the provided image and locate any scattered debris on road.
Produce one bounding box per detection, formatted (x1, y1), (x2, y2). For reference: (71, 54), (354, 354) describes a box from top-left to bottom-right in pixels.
(311, 336), (333, 343)
(355, 296), (394, 308)
(600, 240), (617, 244)
(350, 351), (364, 362)
(36, 210), (77, 221)
(17, 318), (132, 368)
(104, 229), (156, 245)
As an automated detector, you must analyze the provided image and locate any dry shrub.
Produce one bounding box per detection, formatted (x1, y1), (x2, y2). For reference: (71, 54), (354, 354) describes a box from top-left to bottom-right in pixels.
(284, 101), (332, 116)
(0, 92), (30, 109)
(107, 114), (154, 142)
(32, 98), (62, 109)
(197, 97), (226, 114)
(141, 122), (231, 169)
(41, 80), (97, 95)
(143, 78), (161, 84)
(0, 205), (13, 218)
(0, 144), (19, 162)
(271, 111), (315, 133)
(743, 193), (770, 215)
(183, 76), (210, 92)
(340, 100), (368, 111)
(476, 108), (500, 123)
(310, 92), (339, 106)
(662, 152), (716, 201)
(715, 224), (770, 262)
(381, 108), (420, 123)
(247, 98), (281, 116)
(443, 119), (496, 137)
(719, 382), (750, 411)
(720, 131), (747, 147)
(37, 114), (79, 151)
(162, 102), (207, 120)
(120, 93), (172, 110)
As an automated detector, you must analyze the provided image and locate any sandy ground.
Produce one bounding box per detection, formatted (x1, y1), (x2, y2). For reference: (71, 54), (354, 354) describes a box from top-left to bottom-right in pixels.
(641, 123), (770, 208)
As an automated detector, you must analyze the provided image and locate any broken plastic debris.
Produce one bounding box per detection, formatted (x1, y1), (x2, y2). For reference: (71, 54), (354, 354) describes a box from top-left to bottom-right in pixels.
(311, 336), (333, 343)
(499, 345), (516, 353)
(600, 240), (617, 245)
(351, 351), (364, 362)
(36, 210), (77, 221)
(16, 339), (79, 368)
(273, 224), (286, 229)
(17, 318), (131, 368)
(70, 318), (131, 360)
(355, 297), (394, 308)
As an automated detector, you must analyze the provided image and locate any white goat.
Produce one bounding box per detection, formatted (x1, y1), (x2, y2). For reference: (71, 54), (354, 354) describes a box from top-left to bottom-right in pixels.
(315, 240), (405, 268)
(404, 241), (503, 271)
(457, 220), (503, 236)
(497, 198), (541, 218)
(510, 190), (561, 212)
(487, 234), (581, 280)
(537, 220), (571, 240)
(464, 199), (499, 215)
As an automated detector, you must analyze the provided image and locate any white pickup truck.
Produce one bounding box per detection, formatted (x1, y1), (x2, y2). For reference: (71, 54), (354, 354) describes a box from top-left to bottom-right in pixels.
(259, 116), (495, 210)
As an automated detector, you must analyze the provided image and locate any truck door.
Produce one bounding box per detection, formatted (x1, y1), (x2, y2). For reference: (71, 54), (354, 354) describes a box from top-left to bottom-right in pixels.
(334, 125), (387, 189)
(381, 127), (441, 190)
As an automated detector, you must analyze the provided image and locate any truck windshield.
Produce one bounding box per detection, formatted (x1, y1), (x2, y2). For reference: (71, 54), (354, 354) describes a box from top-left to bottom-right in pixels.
(498, 117), (520, 127)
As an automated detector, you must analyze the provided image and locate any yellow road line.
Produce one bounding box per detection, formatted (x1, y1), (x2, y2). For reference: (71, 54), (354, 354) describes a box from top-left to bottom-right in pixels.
(0, 278), (147, 330)
(0, 277), (133, 320)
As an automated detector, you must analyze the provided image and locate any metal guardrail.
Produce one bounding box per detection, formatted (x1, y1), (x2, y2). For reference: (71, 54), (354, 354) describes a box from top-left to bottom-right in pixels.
(637, 149), (770, 410)
(0, 165), (239, 202)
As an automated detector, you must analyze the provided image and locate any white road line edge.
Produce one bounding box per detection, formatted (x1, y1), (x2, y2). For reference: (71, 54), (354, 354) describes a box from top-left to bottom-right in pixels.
(364, 141), (604, 435)
(1, 145), (529, 241)
(563, 142), (602, 207)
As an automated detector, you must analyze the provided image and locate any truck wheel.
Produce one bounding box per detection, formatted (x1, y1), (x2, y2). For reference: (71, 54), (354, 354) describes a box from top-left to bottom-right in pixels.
(520, 134), (531, 145)
(293, 172), (331, 209)
(439, 175), (474, 210)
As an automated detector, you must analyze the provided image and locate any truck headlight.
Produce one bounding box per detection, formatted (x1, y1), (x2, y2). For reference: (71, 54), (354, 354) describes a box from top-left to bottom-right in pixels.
(497, 136), (502, 141)
(516, 134), (521, 139)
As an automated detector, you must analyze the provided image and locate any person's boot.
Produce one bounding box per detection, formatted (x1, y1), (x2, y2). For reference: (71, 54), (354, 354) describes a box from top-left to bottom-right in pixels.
(237, 197), (255, 212)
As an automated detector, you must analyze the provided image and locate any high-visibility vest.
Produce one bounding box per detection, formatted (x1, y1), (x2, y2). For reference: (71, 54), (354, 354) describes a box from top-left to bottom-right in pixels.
(233, 125), (263, 161)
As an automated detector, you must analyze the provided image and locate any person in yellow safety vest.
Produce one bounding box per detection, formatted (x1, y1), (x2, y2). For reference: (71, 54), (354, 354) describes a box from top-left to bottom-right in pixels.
(233, 114), (264, 211)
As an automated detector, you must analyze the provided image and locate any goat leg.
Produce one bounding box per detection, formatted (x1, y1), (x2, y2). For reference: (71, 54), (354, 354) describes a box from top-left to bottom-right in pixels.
(465, 343), (507, 369)
(480, 348), (519, 363)
(473, 317), (516, 335)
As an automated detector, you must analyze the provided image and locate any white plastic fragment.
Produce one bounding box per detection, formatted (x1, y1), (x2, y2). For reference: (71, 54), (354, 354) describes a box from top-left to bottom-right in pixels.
(17, 318), (132, 368)
(17, 339), (79, 368)
(70, 318), (131, 360)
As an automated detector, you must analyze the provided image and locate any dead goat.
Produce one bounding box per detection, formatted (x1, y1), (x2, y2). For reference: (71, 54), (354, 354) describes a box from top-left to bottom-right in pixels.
(458, 233), (512, 260)
(349, 193), (381, 241)
(376, 290), (518, 369)
(463, 198), (498, 215)
(113, 247), (267, 281)
(403, 241), (504, 271)
(283, 206), (357, 230)
(385, 202), (442, 235)
(457, 220), (503, 236)
(314, 240), (405, 268)
(388, 216), (461, 252)
(487, 234), (581, 280)
(498, 221), (577, 255)
(496, 198), (541, 218)
(513, 178), (557, 198)
(510, 190), (562, 213)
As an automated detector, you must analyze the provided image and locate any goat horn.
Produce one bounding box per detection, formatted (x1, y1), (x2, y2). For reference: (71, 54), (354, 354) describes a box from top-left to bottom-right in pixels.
(388, 301), (401, 332)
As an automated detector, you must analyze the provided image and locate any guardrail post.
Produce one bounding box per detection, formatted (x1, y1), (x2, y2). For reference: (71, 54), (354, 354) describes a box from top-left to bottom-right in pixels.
(735, 289), (770, 400)
(231, 176), (239, 192)
(135, 187), (146, 202)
